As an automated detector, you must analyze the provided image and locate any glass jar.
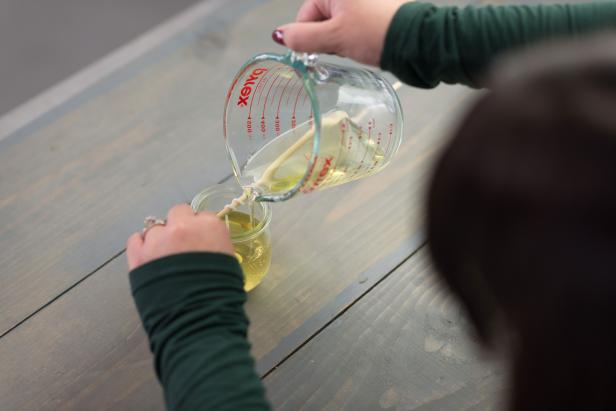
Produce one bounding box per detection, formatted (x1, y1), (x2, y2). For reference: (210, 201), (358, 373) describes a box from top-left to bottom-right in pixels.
(191, 184), (272, 291)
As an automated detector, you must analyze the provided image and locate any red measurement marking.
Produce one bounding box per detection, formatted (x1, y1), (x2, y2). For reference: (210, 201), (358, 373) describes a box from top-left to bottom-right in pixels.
(300, 155), (319, 192)
(247, 66), (281, 138)
(274, 70), (293, 136)
(344, 133), (352, 173)
(302, 156), (334, 193)
(365, 130), (383, 171)
(327, 121), (346, 184)
(365, 120), (376, 166)
(256, 67), (278, 106)
(261, 68), (284, 117)
(384, 123), (394, 156)
(285, 75), (301, 106)
(346, 123), (353, 152)
(356, 145), (370, 175)
(367, 119), (376, 146)
(292, 81), (304, 125)
(364, 131), (383, 170)
(326, 157), (339, 186)
(311, 156), (334, 192)
(236, 67), (268, 107)
(247, 117), (253, 136)
(260, 68), (286, 137)
(276, 72), (295, 134)
(340, 121), (347, 133)
(273, 71), (292, 103)
(330, 120), (348, 183)
(256, 67), (283, 122)
(271, 74), (284, 106)
(351, 127), (371, 177)
(247, 67), (275, 134)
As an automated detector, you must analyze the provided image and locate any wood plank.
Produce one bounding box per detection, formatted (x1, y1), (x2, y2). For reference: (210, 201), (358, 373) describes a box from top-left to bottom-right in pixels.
(0, 80), (472, 409)
(0, 1), (482, 408)
(245, 83), (472, 360)
(263, 248), (506, 411)
(0, 0), (295, 336)
(254, 232), (425, 376)
(0, 0), (234, 140)
(0, 256), (164, 411)
(0, 0), (482, 337)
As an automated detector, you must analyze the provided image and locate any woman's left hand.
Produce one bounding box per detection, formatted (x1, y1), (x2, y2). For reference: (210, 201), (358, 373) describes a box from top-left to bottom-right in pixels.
(126, 204), (235, 271)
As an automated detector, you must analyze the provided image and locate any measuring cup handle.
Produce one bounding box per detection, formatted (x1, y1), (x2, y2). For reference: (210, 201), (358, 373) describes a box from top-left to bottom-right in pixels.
(289, 51), (319, 67)
(290, 52), (331, 83)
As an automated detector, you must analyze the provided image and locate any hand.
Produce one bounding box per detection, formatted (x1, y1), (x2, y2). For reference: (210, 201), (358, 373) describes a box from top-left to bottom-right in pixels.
(126, 204), (235, 271)
(274, 0), (410, 66)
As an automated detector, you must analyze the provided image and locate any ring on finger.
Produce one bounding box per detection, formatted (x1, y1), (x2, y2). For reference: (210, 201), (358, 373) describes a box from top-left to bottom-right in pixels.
(142, 216), (167, 238)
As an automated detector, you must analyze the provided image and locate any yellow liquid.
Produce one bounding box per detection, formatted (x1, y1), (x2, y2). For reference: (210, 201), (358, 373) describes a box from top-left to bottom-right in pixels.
(226, 210), (271, 292)
(243, 111), (386, 194)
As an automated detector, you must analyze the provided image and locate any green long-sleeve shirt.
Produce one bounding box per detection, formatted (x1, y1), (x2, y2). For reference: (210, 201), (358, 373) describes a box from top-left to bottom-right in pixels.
(130, 3), (616, 410)
(381, 1), (616, 88)
(130, 253), (270, 410)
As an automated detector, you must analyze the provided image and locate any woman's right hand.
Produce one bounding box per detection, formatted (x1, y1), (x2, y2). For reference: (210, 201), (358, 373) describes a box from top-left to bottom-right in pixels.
(274, 0), (410, 66)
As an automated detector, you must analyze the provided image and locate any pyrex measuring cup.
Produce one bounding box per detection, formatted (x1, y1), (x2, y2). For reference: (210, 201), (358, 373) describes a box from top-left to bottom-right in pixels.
(224, 52), (403, 202)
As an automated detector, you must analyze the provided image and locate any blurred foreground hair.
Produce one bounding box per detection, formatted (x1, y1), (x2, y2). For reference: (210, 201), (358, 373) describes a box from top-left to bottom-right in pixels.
(428, 34), (616, 411)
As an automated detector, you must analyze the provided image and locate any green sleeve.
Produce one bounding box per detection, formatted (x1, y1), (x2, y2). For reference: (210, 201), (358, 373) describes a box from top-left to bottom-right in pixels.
(129, 252), (270, 411)
(381, 1), (616, 88)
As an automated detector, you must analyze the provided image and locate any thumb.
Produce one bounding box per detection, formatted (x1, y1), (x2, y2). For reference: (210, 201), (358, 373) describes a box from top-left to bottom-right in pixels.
(276, 19), (341, 54)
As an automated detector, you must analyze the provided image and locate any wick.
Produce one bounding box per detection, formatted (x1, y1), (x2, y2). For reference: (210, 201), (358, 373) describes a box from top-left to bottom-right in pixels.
(216, 111), (348, 218)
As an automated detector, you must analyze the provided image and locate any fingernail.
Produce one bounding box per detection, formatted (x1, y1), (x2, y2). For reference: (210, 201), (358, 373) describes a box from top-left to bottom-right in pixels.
(272, 29), (285, 46)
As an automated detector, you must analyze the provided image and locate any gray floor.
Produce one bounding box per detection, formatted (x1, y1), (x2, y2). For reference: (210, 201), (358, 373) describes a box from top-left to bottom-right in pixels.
(0, 0), (201, 117)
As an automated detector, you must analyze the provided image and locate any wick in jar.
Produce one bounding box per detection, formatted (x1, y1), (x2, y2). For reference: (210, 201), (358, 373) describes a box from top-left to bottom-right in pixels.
(216, 185), (256, 219)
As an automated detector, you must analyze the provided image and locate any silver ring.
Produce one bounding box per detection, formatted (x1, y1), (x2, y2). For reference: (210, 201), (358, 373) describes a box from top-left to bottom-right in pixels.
(142, 216), (167, 238)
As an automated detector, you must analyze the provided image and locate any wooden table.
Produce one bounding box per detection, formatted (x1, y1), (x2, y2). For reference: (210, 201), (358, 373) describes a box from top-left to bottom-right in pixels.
(0, 0), (504, 409)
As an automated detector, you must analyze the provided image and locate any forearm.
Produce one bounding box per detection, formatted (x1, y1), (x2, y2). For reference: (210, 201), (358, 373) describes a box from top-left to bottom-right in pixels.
(130, 252), (270, 411)
(381, 1), (616, 88)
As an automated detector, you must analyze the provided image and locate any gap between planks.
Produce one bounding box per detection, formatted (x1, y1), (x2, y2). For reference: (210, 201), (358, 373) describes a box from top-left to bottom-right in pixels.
(258, 236), (428, 378)
(0, 173), (236, 341)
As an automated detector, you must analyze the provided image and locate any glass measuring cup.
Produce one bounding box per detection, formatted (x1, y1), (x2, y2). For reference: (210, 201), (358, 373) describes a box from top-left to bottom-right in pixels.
(224, 52), (404, 202)
(191, 184), (272, 292)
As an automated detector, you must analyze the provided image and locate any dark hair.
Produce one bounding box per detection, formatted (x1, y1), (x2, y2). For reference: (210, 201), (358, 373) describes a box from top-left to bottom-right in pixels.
(427, 36), (616, 411)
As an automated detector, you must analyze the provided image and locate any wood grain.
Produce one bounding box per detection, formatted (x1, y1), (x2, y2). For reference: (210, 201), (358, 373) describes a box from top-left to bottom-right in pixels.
(0, 0), (292, 336)
(245, 82), (472, 360)
(0, 0), (482, 408)
(0, 256), (164, 411)
(0, 82), (471, 410)
(264, 248), (506, 411)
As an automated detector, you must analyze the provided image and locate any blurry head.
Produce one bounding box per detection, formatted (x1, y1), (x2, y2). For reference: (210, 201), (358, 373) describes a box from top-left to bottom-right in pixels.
(427, 35), (616, 410)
